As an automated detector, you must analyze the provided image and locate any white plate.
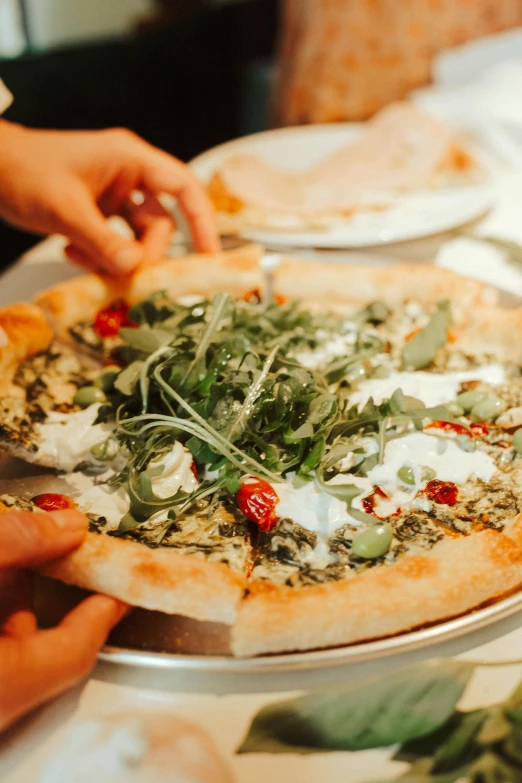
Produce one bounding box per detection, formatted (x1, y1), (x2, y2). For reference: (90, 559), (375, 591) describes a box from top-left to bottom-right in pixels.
(190, 124), (494, 249)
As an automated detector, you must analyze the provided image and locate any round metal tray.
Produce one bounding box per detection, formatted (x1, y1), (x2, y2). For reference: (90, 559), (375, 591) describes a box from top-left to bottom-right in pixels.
(99, 590), (522, 675)
(2, 261), (522, 689)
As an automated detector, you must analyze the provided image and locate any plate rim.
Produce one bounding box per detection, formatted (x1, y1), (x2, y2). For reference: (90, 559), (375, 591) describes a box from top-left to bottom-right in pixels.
(99, 588), (522, 673)
(189, 124), (494, 249)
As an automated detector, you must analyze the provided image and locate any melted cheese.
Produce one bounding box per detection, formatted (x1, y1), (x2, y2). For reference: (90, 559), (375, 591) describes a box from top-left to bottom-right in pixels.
(148, 442), (198, 499)
(36, 404), (114, 472)
(276, 480), (361, 537)
(351, 364), (506, 408)
(78, 484), (131, 528)
(275, 429), (496, 539)
(368, 432), (496, 488)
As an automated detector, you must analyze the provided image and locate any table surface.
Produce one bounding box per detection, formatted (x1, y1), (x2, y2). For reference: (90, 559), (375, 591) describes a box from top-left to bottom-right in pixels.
(3, 155), (522, 780)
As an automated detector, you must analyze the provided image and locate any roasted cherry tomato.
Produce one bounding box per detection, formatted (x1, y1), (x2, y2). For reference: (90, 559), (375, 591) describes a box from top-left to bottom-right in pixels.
(422, 480), (458, 506)
(470, 422), (489, 436)
(237, 479), (279, 532)
(32, 493), (76, 511)
(426, 421), (489, 438)
(361, 487), (401, 519)
(94, 299), (136, 338)
(426, 420), (469, 437)
(242, 289), (287, 306)
(243, 288), (262, 304)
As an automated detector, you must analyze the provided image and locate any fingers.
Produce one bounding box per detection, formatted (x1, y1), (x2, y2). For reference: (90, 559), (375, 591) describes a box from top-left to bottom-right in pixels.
(123, 193), (175, 263)
(175, 178), (221, 253)
(60, 187), (144, 276)
(140, 156), (220, 253)
(0, 570), (37, 636)
(0, 510), (87, 570)
(0, 595), (127, 730)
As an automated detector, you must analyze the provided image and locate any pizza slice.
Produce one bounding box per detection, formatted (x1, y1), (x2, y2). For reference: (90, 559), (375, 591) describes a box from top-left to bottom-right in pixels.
(2, 250), (522, 656)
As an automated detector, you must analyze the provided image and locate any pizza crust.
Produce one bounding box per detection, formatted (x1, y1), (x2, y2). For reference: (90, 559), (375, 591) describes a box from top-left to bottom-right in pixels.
(0, 303), (53, 389)
(39, 531), (245, 625)
(34, 244), (263, 339)
(231, 527), (522, 656)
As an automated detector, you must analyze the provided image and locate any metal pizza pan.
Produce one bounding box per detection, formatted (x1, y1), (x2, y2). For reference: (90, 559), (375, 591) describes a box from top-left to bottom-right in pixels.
(1, 258), (522, 689)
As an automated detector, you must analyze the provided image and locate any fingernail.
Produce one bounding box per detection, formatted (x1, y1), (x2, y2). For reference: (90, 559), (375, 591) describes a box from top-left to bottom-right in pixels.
(48, 510), (88, 532)
(113, 243), (142, 273)
(93, 595), (131, 623)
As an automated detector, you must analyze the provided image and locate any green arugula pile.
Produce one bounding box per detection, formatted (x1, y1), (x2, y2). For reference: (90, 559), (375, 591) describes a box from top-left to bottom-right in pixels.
(93, 291), (453, 537)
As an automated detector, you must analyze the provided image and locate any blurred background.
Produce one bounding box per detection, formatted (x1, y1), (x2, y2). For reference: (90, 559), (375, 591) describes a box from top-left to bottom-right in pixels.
(0, 0), (278, 264)
(1, 0), (522, 266)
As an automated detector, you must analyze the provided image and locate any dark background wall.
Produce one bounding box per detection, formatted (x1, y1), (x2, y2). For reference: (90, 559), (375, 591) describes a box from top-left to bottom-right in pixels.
(0, 0), (277, 269)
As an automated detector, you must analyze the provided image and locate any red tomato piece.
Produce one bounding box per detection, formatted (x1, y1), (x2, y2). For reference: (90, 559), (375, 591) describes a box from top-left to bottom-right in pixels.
(237, 479), (279, 532)
(243, 288), (262, 304)
(94, 299), (136, 338)
(243, 289), (287, 306)
(470, 422), (489, 436)
(361, 486), (401, 519)
(190, 462), (198, 480)
(422, 480), (458, 506)
(425, 421), (489, 438)
(32, 493), (76, 511)
(426, 420), (469, 437)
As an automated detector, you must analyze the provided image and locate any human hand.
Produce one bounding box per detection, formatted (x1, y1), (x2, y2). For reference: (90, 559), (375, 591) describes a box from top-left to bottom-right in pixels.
(0, 120), (220, 276)
(0, 509), (127, 731)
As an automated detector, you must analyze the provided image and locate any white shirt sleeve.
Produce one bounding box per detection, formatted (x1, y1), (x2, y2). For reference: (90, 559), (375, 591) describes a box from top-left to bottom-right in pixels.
(0, 79), (13, 115)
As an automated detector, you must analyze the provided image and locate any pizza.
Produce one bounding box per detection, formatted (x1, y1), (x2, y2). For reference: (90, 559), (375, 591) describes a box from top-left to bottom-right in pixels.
(207, 103), (482, 233)
(1, 245), (522, 657)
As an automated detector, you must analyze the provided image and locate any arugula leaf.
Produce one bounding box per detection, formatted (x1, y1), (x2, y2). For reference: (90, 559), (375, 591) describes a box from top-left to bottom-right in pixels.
(238, 659), (474, 754)
(181, 293), (231, 388)
(402, 301), (451, 370)
(120, 325), (174, 353)
(308, 393), (337, 425)
(114, 360), (144, 395)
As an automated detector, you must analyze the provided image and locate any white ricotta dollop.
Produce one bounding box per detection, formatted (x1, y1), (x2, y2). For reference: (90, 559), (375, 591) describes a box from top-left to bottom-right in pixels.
(39, 718), (149, 783)
(276, 479), (360, 538)
(350, 364), (506, 408)
(367, 431), (496, 489)
(274, 429), (496, 540)
(36, 404), (114, 472)
(77, 484), (131, 528)
(148, 441), (198, 499)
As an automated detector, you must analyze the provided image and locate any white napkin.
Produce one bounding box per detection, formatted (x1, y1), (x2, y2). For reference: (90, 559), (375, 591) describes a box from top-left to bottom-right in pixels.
(436, 236), (522, 296)
(411, 28), (522, 164)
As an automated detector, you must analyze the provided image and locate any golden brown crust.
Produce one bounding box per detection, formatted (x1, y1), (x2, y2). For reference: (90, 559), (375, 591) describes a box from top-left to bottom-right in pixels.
(274, 258), (498, 313)
(231, 527), (522, 656)
(0, 303), (53, 391)
(40, 531), (245, 625)
(34, 245), (263, 338)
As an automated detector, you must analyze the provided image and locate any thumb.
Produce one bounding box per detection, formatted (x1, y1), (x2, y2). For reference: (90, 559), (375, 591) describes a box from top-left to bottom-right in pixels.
(0, 510), (88, 569)
(61, 190), (143, 275)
